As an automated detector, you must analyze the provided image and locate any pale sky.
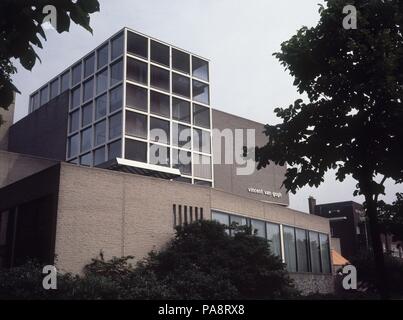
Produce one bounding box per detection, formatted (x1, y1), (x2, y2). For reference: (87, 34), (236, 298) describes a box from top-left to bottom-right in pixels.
(11, 0), (402, 211)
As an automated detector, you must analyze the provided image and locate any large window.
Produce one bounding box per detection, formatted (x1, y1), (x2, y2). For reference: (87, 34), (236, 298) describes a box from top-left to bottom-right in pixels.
(84, 53), (95, 78)
(126, 111), (147, 139)
(193, 128), (211, 154)
(68, 134), (79, 158)
(193, 104), (210, 128)
(309, 231), (321, 273)
(93, 147), (106, 166)
(172, 149), (191, 175)
(81, 102), (93, 127)
(151, 40), (170, 67)
(94, 120), (106, 146)
(251, 219), (266, 238)
(172, 73), (190, 97)
(111, 33), (123, 60)
(193, 80), (210, 105)
(96, 69), (108, 95)
(150, 66), (170, 91)
(83, 78), (94, 102)
(192, 56), (209, 81)
(150, 91), (170, 117)
(95, 94), (107, 120)
(108, 140), (121, 160)
(71, 87), (81, 110)
(320, 234), (331, 273)
(110, 85), (123, 112)
(110, 59), (123, 86)
(173, 123), (191, 149)
(72, 63), (82, 86)
(126, 83), (147, 111)
(97, 44), (109, 69)
(61, 71), (70, 92)
(212, 212), (229, 226)
(172, 98), (190, 123)
(81, 127), (92, 152)
(127, 57), (147, 84)
(150, 144), (170, 167)
(172, 49), (190, 74)
(150, 117), (170, 144)
(69, 110), (79, 133)
(266, 223), (281, 257)
(127, 31), (148, 58)
(40, 86), (49, 106)
(193, 154), (212, 179)
(109, 112), (122, 140)
(283, 226), (297, 272)
(50, 79), (59, 99)
(296, 228), (309, 272)
(125, 139), (147, 162)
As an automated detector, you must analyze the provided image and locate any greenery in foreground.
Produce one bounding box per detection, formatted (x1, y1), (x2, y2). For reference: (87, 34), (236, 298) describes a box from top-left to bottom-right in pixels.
(0, 221), (298, 300)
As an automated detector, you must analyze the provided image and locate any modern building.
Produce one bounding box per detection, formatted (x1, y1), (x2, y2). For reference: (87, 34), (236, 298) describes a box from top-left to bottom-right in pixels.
(0, 28), (334, 294)
(309, 198), (403, 261)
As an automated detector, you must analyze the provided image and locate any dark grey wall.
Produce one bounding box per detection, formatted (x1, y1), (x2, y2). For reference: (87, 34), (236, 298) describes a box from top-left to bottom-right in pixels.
(212, 109), (289, 206)
(8, 91), (69, 161)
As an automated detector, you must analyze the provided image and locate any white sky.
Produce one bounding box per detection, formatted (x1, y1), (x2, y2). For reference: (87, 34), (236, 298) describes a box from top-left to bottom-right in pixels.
(11, 0), (402, 211)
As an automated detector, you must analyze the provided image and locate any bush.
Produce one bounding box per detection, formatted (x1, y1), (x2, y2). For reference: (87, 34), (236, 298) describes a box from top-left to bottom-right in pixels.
(0, 220), (298, 300)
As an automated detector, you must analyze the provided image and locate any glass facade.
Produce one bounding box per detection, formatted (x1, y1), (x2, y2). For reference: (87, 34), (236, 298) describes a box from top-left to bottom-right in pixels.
(212, 211), (332, 274)
(28, 28), (212, 185)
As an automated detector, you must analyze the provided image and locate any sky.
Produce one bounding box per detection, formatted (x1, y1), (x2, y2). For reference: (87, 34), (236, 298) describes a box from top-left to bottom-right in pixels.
(11, 0), (402, 212)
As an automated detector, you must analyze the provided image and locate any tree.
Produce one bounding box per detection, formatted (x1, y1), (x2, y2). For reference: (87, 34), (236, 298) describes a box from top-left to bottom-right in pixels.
(255, 0), (403, 299)
(378, 193), (403, 242)
(0, 0), (100, 123)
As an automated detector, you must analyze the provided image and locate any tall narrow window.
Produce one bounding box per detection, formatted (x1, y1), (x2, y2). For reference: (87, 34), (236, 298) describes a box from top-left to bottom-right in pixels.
(320, 234), (331, 273)
(309, 231), (321, 273)
(50, 79), (59, 99)
(110, 59), (123, 86)
(96, 69), (108, 95)
(72, 63), (82, 86)
(266, 223), (281, 257)
(84, 53), (95, 78)
(111, 33), (124, 60)
(83, 78), (94, 102)
(61, 71), (70, 92)
(193, 80), (209, 105)
(193, 104), (210, 128)
(150, 117), (170, 144)
(110, 85), (123, 112)
(127, 57), (147, 84)
(97, 44), (109, 69)
(172, 73), (190, 97)
(283, 226), (297, 272)
(192, 56), (209, 81)
(81, 102), (93, 127)
(296, 229), (309, 272)
(109, 112), (122, 140)
(94, 120), (106, 146)
(172, 49), (190, 74)
(172, 98), (190, 123)
(108, 140), (121, 160)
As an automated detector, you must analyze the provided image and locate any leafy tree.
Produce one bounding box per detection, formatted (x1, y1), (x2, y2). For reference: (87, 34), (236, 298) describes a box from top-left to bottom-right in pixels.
(0, 0), (100, 124)
(255, 0), (403, 298)
(378, 193), (403, 242)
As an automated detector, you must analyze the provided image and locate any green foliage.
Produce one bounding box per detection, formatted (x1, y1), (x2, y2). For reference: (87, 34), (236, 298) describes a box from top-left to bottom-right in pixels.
(350, 250), (403, 297)
(0, 221), (298, 300)
(0, 0), (100, 111)
(255, 0), (403, 195)
(378, 193), (403, 241)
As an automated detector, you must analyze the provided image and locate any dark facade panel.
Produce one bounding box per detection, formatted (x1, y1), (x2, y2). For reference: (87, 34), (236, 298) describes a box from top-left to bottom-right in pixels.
(8, 91), (69, 161)
(212, 109), (289, 205)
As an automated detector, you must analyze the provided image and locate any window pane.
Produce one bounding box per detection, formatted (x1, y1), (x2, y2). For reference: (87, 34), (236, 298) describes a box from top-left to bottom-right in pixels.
(94, 147), (106, 166)
(97, 44), (109, 69)
(50, 79), (59, 99)
(150, 144), (170, 167)
(192, 56), (209, 81)
(82, 102), (93, 127)
(150, 117), (170, 144)
(127, 57), (147, 84)
(193, 128), (211, 153)
(109, 112), (122, 139)
(150, 66), (169, 91)
(150, 91), (170, 117)
(172, 49), (190, 74)
(212, 212), (229, 226)
(230, 215), (247, 227)
(111, 33), (123, 60)
(72, 63), (82, 86)
(108, 140), (121, 160)
(309, 231), (321, 273)
(193, 80), (210, 105)
(172, 149), (191, 175)
(110, 59), (123, 86)
(172, 123), (191, 149)
(193, 104), (210, 128)
(125, 139), (147, 162)
(96, 69), (108, 95)
(283, 226), (297, 272)
(80, 152), (92, 166)
(40, 86), (49, 106)
(193, 154), (211, 179)
(172, 73), (190, 97)
(126, 83), (147, 111)
(81, 127), (92, 152)
(61, 71), (70, 92)
(320, 234), (331, 274)
(151, 40), (170, 66)
(71, 87), (81, 110)
(83, 78), (94, 102)
(267, 223), (281, 257)
(172, 98), (190, 123)
(251, 219), (266, 238)
(95, 94), (107, 120)
(32, 93), (39, 111)
(84, 53), (95, 78)
(68, 134), (79, 158)
(69, 110), (79, 133)
(94, 120), (106, 146)
(296, 229), (309, 272)
(110, 85), (123, 112)
(126, 111), (147, 139)
(127, 31), (148, 58)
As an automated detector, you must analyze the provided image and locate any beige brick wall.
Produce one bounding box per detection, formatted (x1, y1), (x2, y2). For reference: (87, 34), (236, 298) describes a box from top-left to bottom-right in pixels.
(55, 163), (330, 275)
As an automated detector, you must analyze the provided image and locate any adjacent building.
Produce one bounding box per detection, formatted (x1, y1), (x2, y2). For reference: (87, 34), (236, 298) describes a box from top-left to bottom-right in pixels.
(0, 28), (334, 294)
